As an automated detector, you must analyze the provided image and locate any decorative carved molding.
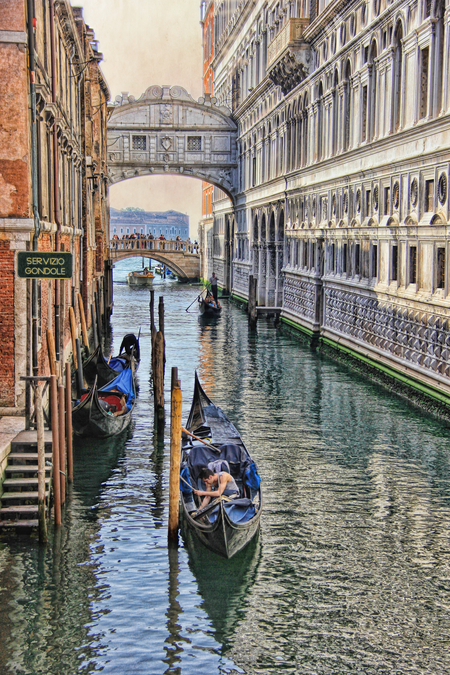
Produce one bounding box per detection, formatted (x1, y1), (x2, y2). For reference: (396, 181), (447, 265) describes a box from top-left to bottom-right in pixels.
(268, 50), (308, 95)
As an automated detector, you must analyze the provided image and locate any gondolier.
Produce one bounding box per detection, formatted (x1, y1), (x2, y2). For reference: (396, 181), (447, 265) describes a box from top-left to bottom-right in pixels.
(194, 467), (240, 509)
(209, 272), (218, 303)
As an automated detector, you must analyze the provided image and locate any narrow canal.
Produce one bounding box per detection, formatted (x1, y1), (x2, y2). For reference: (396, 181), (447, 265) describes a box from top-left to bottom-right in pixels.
(1, 258), (450, 675)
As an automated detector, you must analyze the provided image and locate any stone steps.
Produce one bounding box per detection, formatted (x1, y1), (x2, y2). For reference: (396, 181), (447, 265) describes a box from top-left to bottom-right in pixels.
(0, 432), (52, 528)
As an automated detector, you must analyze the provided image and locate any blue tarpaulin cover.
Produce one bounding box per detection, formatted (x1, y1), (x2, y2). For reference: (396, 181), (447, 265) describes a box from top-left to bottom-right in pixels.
(209, 498), (256, 524)
(244, 462), (261, 490)
(100, 369), (135, 412)
(180, 466), (193, 495)
(107, 357), (128, 372)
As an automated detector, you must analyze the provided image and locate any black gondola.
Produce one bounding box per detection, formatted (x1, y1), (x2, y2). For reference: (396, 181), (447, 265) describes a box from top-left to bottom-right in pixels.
(180, 373), (262, 559)
(83, 333), (140, 387)
(198, 290), (221, 316)
(72, 368), (136, 438)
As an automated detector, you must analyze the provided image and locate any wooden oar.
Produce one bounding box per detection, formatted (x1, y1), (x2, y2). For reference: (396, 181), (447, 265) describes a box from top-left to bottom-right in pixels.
(181, 426), (221, 453)
(107, 352), (113, 364)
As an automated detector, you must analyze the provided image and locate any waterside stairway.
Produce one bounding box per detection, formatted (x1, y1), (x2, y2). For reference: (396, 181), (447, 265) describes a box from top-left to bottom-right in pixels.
(0, 430), (53, 529)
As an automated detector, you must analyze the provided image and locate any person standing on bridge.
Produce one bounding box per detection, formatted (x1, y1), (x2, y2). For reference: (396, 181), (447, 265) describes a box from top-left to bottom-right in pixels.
(209, 272), (219, 304)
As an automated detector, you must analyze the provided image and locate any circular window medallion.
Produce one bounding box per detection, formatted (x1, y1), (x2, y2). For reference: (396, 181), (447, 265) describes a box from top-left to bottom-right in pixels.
(373, 185), (379, 211)
(393, 181), (400, 209)
(356, 189), (361, 213)
(410, 178), (418, 208)
(438, 173), (447, 205)
(343, 190), (349, 214)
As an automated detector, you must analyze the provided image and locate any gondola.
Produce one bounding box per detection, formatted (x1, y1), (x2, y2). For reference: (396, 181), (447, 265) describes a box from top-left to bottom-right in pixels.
(198, 290), (221, 316)
(72, 368), (136, 438)
(179, 373), (262, 559)
(83, 333), (140, 388)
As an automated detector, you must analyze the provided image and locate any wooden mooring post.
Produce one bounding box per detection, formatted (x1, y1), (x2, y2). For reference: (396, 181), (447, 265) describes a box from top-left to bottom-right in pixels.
(90, 304), (98, 350)
(248, 274), (258, 326)
(58, 382), (66, 505)
(35, 384), (48, 544)
(69, 306), (78, 370)
(151, 292), (165, 435)
(50, 374), (61, 526)
(168, 367), (182, 544)
(65, 361), (73, 483)
(78, 292), (89, 352)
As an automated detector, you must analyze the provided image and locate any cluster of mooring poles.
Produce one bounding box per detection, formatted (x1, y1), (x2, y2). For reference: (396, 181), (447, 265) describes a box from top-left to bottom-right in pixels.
(21, 280), (108, 544)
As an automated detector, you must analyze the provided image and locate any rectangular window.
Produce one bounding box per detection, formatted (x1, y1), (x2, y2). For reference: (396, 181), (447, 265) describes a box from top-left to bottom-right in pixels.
(409, 246), (417, 284)
(343, 243), (348, 274)
(365, 190), (371, 217)
(330, 244), (335, 273)
(437, 247), (446, 289)
(362, 86), (368, 142)
(311, 242), (316, 269)
(425, 179), (434, 211)
(132, 135), (146, 151)
(187, 136), (202, 151)
(354, 244), (361, 276)
(384, 187), (390, 214)
(372, 244), (378, 279)
(392, 245), (398, 281)
(303, 241), (308, 268)
(419, 47), (429, 120)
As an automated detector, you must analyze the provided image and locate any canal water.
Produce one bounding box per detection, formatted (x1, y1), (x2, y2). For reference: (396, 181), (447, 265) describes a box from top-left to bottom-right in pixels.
(1, 257), (450, 674)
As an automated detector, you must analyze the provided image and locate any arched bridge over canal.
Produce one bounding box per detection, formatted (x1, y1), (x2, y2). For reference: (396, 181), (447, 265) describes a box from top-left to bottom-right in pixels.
(110, 238), (200, 280)
(107, 86), (238, 200)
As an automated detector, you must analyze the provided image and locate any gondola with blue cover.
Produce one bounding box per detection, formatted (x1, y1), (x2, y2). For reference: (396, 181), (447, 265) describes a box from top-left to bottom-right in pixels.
(72, 367), (136, 438)
(180, 373), (262, 559)
(83, 333), (140, 388)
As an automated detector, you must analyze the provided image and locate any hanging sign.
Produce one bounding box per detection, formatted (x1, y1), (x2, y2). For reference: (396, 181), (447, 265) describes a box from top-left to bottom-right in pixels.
(17, 252), (73, 279)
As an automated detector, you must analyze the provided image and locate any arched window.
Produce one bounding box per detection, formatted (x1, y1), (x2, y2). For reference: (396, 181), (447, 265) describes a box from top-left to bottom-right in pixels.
(433, 0), (445, 116)
(317, 81), (324, 160)
(343, 60), (352, 151)
(393, 21), (403, 132)
(332, 70), (339, 155)
(302, 94), (309, 166)
(368, 40), (378, 140)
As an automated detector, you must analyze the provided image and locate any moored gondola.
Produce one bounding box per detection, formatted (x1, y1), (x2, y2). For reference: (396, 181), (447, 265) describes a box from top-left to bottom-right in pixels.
(72, 368), (136, 438)
(180, 373), (262, 559)
(83, 333), (140, 388)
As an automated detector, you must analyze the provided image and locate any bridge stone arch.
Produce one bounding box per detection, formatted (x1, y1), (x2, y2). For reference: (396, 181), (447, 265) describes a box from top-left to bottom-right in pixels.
(107, 86), (238, 200)
(110, 239), (200, 280)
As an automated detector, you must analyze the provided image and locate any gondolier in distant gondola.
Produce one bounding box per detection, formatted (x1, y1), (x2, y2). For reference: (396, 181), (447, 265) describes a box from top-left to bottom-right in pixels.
(209, 272), (219, 305)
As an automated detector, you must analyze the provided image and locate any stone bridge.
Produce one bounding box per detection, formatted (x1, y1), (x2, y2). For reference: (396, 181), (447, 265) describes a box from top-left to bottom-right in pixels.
(110, 238), (200, 280)
(107, 86), (238, 200)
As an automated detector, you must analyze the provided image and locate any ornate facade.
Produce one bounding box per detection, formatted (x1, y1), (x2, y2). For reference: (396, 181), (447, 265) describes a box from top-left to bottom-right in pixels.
(206, 0), (450, 407)
(0, 0), (110, 411)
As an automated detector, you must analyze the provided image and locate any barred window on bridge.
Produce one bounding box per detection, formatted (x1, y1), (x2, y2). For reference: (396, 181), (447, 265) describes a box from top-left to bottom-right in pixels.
(132, 135), (147, 151)
(187, 136), (202, 151)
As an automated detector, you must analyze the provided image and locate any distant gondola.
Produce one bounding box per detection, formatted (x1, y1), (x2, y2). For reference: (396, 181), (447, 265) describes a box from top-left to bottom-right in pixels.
(83, 333), (140, 388)
(72, 368), (136, 438)
(198, 290), (221, 316)
(179, 373), (262, 559)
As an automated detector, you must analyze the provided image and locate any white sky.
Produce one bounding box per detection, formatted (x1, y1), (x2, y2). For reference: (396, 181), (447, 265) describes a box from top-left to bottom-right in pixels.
(77, 0), (204, 235)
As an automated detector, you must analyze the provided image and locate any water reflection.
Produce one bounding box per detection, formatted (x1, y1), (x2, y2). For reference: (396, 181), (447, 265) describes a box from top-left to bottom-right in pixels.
(1, 263), (450, 673)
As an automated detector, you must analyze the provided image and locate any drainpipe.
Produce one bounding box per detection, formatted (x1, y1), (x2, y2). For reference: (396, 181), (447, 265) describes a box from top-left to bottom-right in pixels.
(69, 45), (76, 308)
(27, 0), (40, 377)
(50, 0), (61, 360)
(78, 72), (84, 288)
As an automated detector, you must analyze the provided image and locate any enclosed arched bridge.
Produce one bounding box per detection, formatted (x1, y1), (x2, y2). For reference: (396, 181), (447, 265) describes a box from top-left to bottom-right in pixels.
(110, 239), (200, 280)
(107, 85), (238, 200)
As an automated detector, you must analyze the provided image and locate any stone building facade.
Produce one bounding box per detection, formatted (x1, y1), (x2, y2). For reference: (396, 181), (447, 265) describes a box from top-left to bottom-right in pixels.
(0, 0), (110, 412)
(206, 0), (450, 407)
(199, 1), (216, 280)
